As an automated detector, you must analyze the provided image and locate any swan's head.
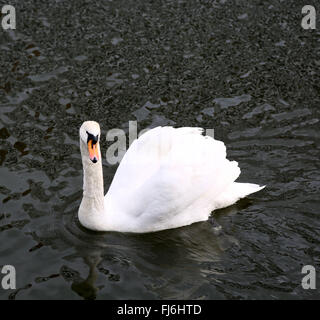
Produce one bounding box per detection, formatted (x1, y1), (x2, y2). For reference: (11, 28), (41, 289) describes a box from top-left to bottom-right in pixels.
(80, 121), (101, 163)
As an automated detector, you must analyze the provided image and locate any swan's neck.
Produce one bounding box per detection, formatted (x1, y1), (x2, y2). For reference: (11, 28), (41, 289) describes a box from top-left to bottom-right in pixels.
(79, 141), (105, 230)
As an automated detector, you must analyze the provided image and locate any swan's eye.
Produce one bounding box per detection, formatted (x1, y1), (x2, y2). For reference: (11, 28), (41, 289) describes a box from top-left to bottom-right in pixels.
(86, 131), (99, 145)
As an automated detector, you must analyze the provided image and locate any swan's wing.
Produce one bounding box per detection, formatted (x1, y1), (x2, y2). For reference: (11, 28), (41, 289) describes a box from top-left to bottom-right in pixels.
(106, 126), (230, 197)
(105, 126), (173, 196)
(105, 127), (241, 230)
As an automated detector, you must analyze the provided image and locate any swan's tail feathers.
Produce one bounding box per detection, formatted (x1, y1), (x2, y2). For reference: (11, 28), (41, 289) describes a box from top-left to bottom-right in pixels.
(234, 182), (266, 197)
(214, 183), (265, 210)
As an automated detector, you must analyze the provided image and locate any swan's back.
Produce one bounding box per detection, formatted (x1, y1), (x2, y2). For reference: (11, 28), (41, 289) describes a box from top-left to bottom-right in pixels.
(104, 126), (264, 233)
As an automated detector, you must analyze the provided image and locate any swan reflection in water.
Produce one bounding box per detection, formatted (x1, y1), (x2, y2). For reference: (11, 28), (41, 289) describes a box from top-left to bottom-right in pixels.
(66, 251), (102, 300)
(64, 199), (251, 300)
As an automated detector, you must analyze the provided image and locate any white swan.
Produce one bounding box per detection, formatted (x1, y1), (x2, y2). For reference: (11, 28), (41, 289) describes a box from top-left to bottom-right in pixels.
(78, 121), (264, 233)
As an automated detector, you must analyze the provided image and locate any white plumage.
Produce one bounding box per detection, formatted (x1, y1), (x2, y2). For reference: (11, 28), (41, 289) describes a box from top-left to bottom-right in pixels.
(78, 122), (264, 233)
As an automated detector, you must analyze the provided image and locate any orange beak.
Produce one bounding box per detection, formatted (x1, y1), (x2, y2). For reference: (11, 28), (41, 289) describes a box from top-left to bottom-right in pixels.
(88, 140), (99, 163)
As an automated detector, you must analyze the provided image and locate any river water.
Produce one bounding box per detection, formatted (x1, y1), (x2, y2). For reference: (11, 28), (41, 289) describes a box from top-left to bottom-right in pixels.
(0, 0), (319, 299)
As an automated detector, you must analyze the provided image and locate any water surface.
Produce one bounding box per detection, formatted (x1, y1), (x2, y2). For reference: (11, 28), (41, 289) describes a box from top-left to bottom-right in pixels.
(0, 0), (319, 299)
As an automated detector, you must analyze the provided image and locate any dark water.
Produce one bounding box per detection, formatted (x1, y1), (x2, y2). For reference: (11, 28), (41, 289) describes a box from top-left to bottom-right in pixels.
(0, 0), (319, 299)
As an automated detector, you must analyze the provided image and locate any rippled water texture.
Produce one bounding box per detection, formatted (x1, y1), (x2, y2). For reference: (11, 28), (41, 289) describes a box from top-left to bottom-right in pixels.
(0, 0), (319, 299)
